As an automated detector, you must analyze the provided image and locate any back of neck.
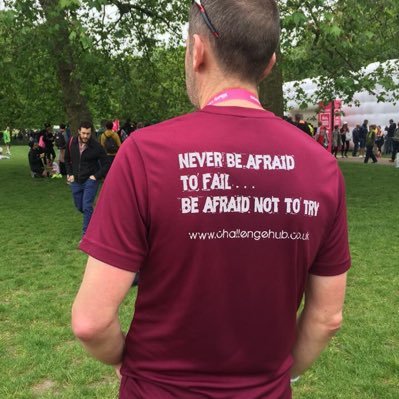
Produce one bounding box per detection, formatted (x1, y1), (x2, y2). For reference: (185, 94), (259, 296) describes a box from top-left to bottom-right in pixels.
(199, 81), (260, 110)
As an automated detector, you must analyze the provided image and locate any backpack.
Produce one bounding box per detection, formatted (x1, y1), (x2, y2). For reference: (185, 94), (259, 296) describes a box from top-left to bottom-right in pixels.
(55, 131), (66, 149)
(103, 133), (118, 154)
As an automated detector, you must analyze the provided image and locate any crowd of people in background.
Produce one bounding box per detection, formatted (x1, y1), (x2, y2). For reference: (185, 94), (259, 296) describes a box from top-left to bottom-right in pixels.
(2, 116), (399, 171)
(284, 115), (399, 165)
(22, 119), (143, 241)
(22, 119), (144, 178)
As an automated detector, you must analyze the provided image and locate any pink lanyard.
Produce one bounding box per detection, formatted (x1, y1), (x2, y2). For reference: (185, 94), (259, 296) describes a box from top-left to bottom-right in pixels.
(206, 88), (262, 108)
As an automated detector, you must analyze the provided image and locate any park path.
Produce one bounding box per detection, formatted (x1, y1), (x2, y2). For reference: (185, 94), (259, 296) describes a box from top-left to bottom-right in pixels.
(337, 155), (396, 167)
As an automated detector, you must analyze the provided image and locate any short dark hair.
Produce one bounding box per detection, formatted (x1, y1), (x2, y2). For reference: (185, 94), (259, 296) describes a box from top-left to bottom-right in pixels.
(105, 121), (114, 130)
(188, 0), (280, 84)
(79, 121), (92, 130)
(60, 123), (66, 130)
(294, 114), (303, 121)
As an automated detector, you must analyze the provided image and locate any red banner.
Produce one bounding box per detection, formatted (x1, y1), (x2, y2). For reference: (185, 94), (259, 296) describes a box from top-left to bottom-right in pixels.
(318, 100), (342, 151)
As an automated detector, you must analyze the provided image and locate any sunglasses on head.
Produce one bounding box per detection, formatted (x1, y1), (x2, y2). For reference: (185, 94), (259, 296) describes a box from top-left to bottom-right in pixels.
(193, 0), (220, 38)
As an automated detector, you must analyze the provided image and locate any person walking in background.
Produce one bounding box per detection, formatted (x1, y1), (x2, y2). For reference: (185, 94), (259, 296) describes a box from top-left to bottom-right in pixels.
(384, 119), (396, 155)
(100, 121), (121, 166)
(294, 113), (312, 136)
(364, 124), (378, 164)
(340, 122), (350, 158)
(315, 126), (329, 149)
(352, 124), (360, 157)
(41, 123), (56, 163)
(72, 2), (350, 398)
(358, 120), (368, 158)
(331, 125), (340, 158)
(2, 127), (11, 156)
(55, 124), (68, 175)
(389, 123), (399, 163)
(65, 121), (110, 236)
(375, 125), (384, 158)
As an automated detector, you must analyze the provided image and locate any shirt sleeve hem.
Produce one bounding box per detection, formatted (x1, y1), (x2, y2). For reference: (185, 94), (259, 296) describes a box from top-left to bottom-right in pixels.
(79, 237), (142, 273)
(309, 258), (351, 277)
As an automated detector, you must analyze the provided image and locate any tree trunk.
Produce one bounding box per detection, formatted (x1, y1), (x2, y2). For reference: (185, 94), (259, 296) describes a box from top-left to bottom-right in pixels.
(38, 0), (92, 134)
(259, 47), (284, 117)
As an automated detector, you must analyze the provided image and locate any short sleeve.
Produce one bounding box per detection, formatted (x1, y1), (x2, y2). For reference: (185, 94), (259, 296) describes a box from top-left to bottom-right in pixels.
(309, 169), (351, 276)
(79, 136), (148, 272)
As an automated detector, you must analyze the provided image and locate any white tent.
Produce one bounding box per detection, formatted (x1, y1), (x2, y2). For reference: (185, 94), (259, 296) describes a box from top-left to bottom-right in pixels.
(284, 60), (399, 131)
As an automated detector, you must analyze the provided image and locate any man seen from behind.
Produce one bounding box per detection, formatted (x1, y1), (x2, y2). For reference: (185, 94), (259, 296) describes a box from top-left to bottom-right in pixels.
(72, 1), (351, 398)
(100, 120), (121, 166)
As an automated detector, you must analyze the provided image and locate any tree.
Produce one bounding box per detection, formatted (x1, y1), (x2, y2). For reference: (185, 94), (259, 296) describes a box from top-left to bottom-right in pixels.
(1, 1), (398, 129)
(0, 9), (65, 128)
(259, 47), (285, 117)
(1, 0), (189, 130)
(280, 0), (399, 107)
(38, 0), (92, 134)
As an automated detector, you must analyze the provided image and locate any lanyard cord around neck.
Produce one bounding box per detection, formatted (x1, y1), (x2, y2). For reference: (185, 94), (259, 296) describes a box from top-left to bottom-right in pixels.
(206, 88), (263, 108)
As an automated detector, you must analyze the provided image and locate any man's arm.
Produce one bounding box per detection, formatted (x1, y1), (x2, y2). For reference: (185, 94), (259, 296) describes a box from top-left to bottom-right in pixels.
(71, 256), (135, 365)
(65, 138), (73, 177)
(94, 146), (110, 180)
(291, 272), (347, 378)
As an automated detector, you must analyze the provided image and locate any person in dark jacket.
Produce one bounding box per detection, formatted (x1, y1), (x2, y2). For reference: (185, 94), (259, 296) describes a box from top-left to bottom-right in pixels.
(384, 119), (397, 155)
(28, 142), (46, 177)
(56, 123), (68, 175)
(42, 123), (56, 163)
(358, 120), (368, 158)
(65, 121), (110, 236)
(352, 124), (360, 157)
(390, 123), (399, 163)
(294, 113), (312, 136)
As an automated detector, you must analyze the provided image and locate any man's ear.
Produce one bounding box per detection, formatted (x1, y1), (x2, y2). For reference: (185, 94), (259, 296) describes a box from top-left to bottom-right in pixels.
(259, 53), (277, 81)
(192, 34), (206, 72)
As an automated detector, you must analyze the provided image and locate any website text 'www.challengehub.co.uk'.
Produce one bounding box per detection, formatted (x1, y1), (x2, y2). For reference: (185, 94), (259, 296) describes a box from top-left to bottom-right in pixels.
(188, 229), (310, 241)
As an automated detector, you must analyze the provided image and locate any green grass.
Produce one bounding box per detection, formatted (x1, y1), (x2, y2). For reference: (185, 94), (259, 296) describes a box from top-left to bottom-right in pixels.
(293, 161), (399, 398)
(0, 147), (136, 398)
(0, 147), (398, 398)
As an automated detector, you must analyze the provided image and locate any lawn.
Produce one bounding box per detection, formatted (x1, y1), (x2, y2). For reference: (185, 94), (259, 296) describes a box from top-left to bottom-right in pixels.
(0, 146), (398, 398)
